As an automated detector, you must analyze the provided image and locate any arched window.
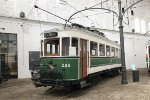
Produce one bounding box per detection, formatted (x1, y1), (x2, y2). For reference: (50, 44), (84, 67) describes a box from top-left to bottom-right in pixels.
(141, 20), (146, 34)
(134, 18), (140, 33)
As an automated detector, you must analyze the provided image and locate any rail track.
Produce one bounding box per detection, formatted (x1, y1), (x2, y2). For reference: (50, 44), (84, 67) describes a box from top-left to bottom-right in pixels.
(53, 75), (115, 100)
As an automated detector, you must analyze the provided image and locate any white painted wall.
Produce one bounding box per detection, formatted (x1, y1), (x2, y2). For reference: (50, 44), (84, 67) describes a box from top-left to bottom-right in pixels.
(124, 34), (149, 69)
(0, 16), (63, 78)
(0, 0), (150, 78)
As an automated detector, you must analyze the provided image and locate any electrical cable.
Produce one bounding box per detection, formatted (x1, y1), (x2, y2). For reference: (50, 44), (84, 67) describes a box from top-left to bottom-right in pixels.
(132, 5), (150, 8)
(26, 0), (39, 19)
(65, 2), (95, 22)
(36, 8), (42, 34)
(65, 7), (119, 27)
(21, 0), (39, 26)
(123, 0), (143, 15)
(34, 0), (112, 28)
(123, 17), (129, 25)
(34, 5), (72, 23)
(125, 0), (130, 26)
(71, 11), (110, 19)
(64, 2), (105, 27)
(89, 0), (110, 8)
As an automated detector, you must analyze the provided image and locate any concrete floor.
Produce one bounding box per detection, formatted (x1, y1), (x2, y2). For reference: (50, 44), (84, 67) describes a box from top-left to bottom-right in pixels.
(0, 69), (150, 100)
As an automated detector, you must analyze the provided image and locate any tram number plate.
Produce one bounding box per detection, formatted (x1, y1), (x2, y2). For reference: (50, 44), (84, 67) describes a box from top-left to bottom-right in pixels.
(62, 64), (70, 67)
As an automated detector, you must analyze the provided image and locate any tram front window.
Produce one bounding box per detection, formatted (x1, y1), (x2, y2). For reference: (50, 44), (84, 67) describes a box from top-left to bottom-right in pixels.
(44, 38), (60, 56)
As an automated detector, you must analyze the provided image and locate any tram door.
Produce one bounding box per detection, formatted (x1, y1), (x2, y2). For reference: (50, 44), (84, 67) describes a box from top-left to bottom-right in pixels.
(80, 39), (87, 78)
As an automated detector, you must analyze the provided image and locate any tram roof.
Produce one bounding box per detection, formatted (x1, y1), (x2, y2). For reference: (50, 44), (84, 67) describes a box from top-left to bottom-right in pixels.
(42, 27), (120, 46)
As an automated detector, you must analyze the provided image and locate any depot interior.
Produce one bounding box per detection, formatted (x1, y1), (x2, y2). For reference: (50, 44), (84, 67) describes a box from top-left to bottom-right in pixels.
(0, 0), (149, 79)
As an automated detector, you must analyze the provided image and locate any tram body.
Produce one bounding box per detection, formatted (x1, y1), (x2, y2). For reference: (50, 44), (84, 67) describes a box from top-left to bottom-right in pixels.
(31, 27), (121, 88)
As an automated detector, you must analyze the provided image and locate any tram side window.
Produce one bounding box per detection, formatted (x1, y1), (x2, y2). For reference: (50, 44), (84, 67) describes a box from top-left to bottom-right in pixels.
(41, 40), (43, 56)
(118, 49), (121, 58)
(149, 46), (150, 58)
(44, 38), (60, 56)
(99, 43), (105, 56)
(116, 48), (118, 57)
(106, 45), (110, 56)
(111, 47), (115, 57)
(62, 37), (70, 56)
(90, 41), (98, 56)
(71, 38), (78, 56)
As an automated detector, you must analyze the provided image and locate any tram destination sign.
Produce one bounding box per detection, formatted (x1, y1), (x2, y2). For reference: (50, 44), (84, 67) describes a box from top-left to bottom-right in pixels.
(44, 32), (58, 38)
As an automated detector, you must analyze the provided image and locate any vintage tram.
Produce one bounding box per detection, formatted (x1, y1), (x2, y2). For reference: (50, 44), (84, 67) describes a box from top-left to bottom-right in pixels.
(31, 25), (121, 88)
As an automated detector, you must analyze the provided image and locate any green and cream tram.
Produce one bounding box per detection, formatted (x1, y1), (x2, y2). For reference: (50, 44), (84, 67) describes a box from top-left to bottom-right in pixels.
(31, 27), (121, 88)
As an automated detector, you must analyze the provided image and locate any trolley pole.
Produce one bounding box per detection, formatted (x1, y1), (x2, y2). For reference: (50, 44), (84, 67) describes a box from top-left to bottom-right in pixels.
(118, 0), (128, 84)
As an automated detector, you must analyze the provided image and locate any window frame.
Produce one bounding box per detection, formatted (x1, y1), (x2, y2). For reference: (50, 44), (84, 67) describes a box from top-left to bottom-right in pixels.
(71, 37), (79, 56)
(111, 47), (115, 57)
(90, 41), (98, 56)
(62, 37), (70, 56)
(115, 48), (118, 57)
(106, 45), (111, 56)
(44, 38), (60, 56)
(99, 43), (105, 56)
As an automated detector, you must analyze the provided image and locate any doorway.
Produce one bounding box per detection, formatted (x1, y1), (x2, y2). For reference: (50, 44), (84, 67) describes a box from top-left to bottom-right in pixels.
(0, 33), (18, 78)
(80, 39), (87, 78)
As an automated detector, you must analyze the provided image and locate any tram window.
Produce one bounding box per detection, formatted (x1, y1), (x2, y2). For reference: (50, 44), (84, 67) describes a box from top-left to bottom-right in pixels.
(62, 37), (70, 56)
(106, 45), (110, 56)
(90, 41), (98, 56)
(118, 49), (121, 58)
(44, 38), (60, 56)
(41, 40), (43, 56)
(99, 43), (105, 56)
(71, 38), (78, 56)
(149, 46), (150, 58)
(116, 48), (118, 57)
(111, 47), (115, 57)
